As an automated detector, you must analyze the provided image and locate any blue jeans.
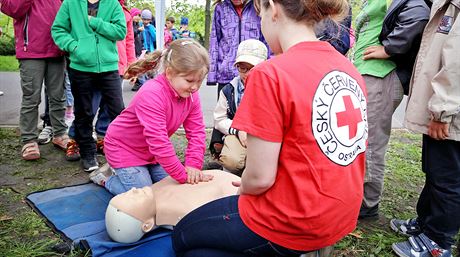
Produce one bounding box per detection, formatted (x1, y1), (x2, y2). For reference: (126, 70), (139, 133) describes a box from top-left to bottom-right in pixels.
(64, 70), (74, 107)
(172, 195), (305, 257)
(105, 164), (169, 195)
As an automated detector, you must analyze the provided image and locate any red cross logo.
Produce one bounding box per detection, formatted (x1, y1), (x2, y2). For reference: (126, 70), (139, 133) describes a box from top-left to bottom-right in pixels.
(336, 95), (363, 139)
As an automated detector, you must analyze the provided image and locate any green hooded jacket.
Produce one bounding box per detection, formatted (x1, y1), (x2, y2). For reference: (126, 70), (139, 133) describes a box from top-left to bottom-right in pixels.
(51, 0), (126, 73)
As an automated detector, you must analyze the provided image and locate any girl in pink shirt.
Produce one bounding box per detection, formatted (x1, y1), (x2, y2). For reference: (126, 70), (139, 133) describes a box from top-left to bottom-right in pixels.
(90, 39), (213, 195)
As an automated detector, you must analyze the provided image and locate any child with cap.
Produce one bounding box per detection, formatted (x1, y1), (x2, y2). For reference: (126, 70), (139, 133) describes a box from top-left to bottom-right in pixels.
(140, 9), (156, 52)
(210, 39), (268, 176)
(178, 17), (195, 39)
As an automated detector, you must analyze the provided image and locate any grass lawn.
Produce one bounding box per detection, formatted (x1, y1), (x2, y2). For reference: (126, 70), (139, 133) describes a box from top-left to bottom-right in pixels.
(0, 128), (458, 256)
(0, 56), (19, 72)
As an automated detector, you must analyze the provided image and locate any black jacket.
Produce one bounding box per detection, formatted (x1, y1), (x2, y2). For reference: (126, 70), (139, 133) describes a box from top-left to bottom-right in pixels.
(379, 0), (430, 94)
(209, 83), (237, 157)
(316, 7), (352, 55)
(133, 22), (143, 57)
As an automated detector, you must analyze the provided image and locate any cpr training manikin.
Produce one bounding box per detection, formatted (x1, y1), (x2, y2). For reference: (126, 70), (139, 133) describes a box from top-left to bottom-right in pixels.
(105, 170), (240, 243)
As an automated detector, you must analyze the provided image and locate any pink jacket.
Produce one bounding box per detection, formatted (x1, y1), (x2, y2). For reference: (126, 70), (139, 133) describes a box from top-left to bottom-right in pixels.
(104, 74), (206, 184)
(0, 0), (63, 59)
(117, 6), (136, 75)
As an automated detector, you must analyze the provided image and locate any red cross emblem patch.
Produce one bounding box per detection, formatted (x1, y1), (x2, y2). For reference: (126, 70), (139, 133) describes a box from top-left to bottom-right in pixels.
(312, 71), (368, 166)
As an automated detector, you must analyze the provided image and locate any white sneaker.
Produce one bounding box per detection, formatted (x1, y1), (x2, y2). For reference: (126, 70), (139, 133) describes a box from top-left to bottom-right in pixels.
(38, 126), (53, 145)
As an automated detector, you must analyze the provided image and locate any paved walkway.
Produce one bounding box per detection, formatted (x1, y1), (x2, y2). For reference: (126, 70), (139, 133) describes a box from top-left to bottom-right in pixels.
(0, 71), (407, 128)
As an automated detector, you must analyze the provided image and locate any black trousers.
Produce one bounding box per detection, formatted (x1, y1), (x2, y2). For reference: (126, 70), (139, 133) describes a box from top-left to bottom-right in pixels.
(417, 134), (460, 249)
(68, 68), (124, 158)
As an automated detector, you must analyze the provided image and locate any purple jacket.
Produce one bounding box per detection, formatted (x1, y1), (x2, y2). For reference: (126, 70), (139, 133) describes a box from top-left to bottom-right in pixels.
(207, 0), (269, 85)
(0, 0), (63, 59)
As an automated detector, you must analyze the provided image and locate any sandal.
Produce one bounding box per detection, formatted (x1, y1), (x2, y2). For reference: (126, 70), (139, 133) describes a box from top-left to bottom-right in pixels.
(22, 142), (40, 160)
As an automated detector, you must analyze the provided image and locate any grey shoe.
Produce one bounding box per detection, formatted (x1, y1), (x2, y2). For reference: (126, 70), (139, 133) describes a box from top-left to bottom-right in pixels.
(301, 245), (334, 257)
(89, 163), (114, 186)
(390, 218), (421, 236)
(38, 126), (53, 145)
(392, 233), (452, 257)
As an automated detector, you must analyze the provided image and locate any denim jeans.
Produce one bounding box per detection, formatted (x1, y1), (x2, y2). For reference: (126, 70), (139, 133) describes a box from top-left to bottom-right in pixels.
(64, 70), (73, 107)
(172, 195), (305, 257)
(68, 69), (123, 158)
(105, 164), (168, 195)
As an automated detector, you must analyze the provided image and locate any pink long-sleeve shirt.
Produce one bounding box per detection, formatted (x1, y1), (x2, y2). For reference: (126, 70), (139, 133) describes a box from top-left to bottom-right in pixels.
(104, 74), (206, 184)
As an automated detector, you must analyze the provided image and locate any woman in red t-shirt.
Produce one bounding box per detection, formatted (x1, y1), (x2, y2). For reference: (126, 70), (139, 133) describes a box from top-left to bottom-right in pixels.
(172, 0), (367, 256)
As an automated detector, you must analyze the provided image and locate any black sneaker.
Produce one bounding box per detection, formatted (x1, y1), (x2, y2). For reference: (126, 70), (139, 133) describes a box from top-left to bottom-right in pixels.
(358, 204), (379, 219)
(81, 156), (99, 172)
(390, 218), (421, 236)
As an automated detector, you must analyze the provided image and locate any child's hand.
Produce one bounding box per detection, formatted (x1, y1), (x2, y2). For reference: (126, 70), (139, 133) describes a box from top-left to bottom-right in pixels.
(363, 45), (390, 60)
(238, 131), (247, 147)
(139, 26), (144, 32)
(428, 120), (449, 140)
(185, 167), (213, 184)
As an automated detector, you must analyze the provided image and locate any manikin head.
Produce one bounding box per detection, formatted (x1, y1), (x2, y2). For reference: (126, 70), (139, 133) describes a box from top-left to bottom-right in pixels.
(105, 187), (157, 243)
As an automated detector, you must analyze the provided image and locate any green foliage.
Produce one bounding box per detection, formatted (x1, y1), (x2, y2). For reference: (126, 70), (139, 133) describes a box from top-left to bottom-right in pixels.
(0, 14), (14, 36)
(1, 14), (16, 56)
(0, 55), (19, 71)
(166, 1), (207, 45)
(0, 35), (15, 56)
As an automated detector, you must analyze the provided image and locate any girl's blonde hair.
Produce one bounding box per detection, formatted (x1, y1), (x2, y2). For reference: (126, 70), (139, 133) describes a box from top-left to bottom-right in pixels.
(124, 38), (210, 79)
(254, 0), (348, 26)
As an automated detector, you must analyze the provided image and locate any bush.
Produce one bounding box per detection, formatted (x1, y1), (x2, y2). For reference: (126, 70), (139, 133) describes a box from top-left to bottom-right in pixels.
(0, 35), (15, 56)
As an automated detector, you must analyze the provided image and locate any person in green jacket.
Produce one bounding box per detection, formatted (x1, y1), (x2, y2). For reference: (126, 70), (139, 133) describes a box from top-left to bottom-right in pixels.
(52, 0), (126, 172)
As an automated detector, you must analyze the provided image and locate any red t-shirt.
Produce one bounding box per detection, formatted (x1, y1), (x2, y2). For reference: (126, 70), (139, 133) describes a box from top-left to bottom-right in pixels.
(232, 41), (367, 251)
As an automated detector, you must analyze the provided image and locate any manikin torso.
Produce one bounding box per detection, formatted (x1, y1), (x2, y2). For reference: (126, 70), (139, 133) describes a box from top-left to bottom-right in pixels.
(106, 170), (240, 243)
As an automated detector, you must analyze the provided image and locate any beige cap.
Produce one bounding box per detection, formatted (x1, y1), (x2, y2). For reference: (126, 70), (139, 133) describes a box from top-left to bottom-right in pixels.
(234, 39), (268, 66)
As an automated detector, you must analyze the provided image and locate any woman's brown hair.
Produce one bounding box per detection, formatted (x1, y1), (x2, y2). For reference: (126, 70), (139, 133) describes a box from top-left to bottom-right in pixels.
(124, 38), (210, 80)
(254, 0), (349, 26)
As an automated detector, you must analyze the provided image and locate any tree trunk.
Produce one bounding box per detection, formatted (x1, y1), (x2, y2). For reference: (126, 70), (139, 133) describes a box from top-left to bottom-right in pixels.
(204, 0), (211, 49)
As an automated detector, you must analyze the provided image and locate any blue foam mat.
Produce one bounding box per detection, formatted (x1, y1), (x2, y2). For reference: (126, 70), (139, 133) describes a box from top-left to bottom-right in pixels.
(26, 183), (175, 257)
